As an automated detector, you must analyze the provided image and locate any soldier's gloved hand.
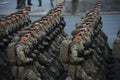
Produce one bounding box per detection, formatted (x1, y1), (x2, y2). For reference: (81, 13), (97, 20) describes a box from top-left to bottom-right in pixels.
(27, 58), (34, 64)
(28, 58), (33, 62)
(33, 57), (38, 61)
(46, 59), (53, 66)
(84, 50), (91, 55)
(89, 48), (96, 53)
(0, 42), (5, 46)
(71, 57), (84, 64)
(31, 53), (37, 59)
(34, 50), (39, 55)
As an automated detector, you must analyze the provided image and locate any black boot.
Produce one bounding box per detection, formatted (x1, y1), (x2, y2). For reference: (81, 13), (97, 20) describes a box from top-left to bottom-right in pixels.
(28, 0), (32, 5)
(38, 0), (42, 6)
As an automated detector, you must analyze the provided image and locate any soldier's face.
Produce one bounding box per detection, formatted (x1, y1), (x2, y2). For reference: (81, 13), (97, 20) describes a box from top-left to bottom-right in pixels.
(23, 10), (28, 14)
(16, 16), (20, 19)
(22, 33), (30, 41)
(54, 11), (58, 15)
(74, 32), (82, 41)
(11, 18), (16, 21)
(83, 24), (89, 28)
(21, 36), (27, 42)
(18, 14), (23, 17)
(35, 25), (40, 30)
(30, 30), (35, 34)
(48, 16), (53, 20)
(80, 31), (85, 35)
(0, 21), (6, 25)
(6, 19), (12, 23)
(43, 20), (47, 24)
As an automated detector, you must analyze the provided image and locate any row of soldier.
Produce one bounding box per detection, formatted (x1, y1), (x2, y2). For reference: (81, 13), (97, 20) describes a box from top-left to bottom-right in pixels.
(0, 3), (115, 80)
(0, 7), (32, 80)
(60, 3), (114, 80)
(6, 5), (68, 80)
(0, 7), (31, 49)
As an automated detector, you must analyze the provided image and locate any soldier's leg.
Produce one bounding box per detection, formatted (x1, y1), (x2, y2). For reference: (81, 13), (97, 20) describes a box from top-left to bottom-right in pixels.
(38, 0), (42, 6)
(78, 65), (93, 80)
(16, 0), (20, 9)
(34, 50), (60, 77)
(19, 0), (25, 9)
(50, 0), (54, 7)
(71, 0), (79, 14)
(81, 60), (98, 80)
(34, 61), (54, 80)
(29, 64), (42, 78)
(37, 52), (53, 67)
(89, 49), (102, 68)
(24, 68), (41, 80)
(28, 0), (32, 5)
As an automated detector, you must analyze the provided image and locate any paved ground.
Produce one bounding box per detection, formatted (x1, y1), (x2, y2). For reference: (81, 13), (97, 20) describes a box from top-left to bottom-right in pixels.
(0, 0), (53, 15)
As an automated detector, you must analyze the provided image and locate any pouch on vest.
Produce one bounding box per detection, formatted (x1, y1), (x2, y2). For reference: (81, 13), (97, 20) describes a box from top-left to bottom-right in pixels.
(60, 36), (72, 63)
(7, 42), (18, 65)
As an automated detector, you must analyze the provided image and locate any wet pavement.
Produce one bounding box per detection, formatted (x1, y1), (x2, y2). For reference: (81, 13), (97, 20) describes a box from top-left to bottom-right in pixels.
(0, 0), (53, 15)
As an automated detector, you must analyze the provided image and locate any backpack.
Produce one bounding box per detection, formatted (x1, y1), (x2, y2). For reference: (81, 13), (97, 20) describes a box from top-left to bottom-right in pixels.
(7, 42), (18, 65)
(60, 36), (87, 79)
(60, 36), (73, 63)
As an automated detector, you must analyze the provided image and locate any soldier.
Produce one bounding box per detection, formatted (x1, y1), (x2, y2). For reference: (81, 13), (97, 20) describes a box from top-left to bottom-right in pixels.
(71, 0), (79, 14)
(7, 31), (41, 80)
(60, 29), (94, 80)
(0, 53), (13, 80)
(15, 12), (26, 29)
(5, 16), (15, 40)
(16, 0), (25, 9)
(27, 0), (33, 6)
(22, 8), (32, 25)
(38, 0), (42, 7)
(0, 18), (9, 47)
(10, 15), (19, 34)
(50, 0), (54, 8)
(28, 24), (61, 79)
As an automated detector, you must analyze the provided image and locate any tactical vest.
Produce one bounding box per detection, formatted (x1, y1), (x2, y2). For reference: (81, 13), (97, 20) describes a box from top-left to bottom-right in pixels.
(7, 42), (21, 65)
(60, 38), (87, 79)
(60, 39), (72, 63)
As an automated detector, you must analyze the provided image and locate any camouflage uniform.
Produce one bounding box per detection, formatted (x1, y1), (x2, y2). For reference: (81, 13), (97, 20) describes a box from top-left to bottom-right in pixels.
(60, 37), (92, 80)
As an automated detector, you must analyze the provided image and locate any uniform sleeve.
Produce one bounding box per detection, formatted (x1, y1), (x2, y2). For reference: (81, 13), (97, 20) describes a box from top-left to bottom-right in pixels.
(16, 45), (33, 63)
(70, 43), (78, 57)
(70, 43), (85, 63)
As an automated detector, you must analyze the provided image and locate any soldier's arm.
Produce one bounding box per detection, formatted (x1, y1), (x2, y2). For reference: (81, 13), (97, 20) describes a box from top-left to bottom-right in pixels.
(16, 46), (33, 63)
(70, 44), (84, 63)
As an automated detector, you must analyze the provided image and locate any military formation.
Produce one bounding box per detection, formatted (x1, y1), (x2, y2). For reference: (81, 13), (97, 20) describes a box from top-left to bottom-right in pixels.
(0, 3), (117, 80)
(0, 4), (69, 80)
(0, 6), (32, 80)
(60, 3), (115, 80)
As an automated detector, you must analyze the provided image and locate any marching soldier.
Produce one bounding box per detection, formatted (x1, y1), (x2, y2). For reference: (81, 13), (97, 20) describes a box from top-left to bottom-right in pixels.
(16, 0), (25, 9)
(60, 29), (93, 80)
(7, 31), (41, 80)
(38, 0), (42, 7)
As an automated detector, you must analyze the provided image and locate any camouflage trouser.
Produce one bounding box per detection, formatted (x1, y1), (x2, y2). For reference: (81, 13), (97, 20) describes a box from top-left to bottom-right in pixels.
(11, 66), (40, 80)
(64, 63), (92, 80)
(80, 60), (98, 80)
(34, 61), (55, 80)
(37, 53), (60, 77)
